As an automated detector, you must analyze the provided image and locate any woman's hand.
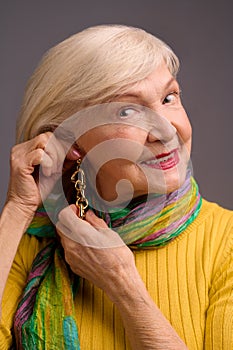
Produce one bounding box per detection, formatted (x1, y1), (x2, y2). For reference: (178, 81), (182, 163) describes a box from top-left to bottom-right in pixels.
(56, 205), (187, 349)
(1, 132), (73, 305)
(56, 205), (136, 298)
(6, 132), (76, 215)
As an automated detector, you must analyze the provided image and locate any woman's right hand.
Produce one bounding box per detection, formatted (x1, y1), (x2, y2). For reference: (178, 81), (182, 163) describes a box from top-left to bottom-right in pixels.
(6, 132), (68, 215)
(1, 131), (71, 305)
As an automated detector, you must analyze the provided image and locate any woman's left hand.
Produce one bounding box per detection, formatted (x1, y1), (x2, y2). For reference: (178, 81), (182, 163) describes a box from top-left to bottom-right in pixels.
(56, 205), (187, 349)
(56, 205), (136, 298)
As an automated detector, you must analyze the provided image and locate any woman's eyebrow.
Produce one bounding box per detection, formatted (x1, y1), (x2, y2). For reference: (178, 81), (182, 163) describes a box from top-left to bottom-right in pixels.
(117, 77), (179, 99)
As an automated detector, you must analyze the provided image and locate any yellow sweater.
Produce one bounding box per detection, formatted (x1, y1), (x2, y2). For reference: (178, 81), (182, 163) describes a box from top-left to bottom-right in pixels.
(1, 199), (233, 349)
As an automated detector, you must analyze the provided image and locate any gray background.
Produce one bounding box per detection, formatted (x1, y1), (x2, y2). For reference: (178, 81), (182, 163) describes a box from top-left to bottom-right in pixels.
(0, 0), (232, 210)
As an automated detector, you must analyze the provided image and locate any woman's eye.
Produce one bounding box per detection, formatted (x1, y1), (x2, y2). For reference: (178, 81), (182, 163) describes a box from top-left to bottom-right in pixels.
(118, 107), (140, 118)
(163, 92), (178, 104)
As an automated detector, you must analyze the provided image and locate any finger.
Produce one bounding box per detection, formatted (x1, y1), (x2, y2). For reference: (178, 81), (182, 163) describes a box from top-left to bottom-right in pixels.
(57, 205), (124, 248)
(43, 138), (66, 175)
(11, 133), (65, 180)
(58, 206), (106, 232)
(57, 219), (124, 248)
(11, 132), (52, 158)
(23, 148), (53, 170)
(40, 152), (55, 177)
(26, 132), (53, 156)
(69, 204), (79, 214)
(85, 210), (109, 229)
(13, 148), (44, 175)
(58, 205), (94, 233)
(56, 214), (99, 246)
(31, 132), (66, 176)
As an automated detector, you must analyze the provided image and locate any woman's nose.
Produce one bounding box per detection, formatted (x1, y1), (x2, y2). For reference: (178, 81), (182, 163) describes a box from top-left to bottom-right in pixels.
(146, 113), (177, 143)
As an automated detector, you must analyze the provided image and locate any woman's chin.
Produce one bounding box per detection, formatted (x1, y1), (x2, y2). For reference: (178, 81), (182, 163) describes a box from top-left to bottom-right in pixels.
(139, 164), (187, 195)
(162, 170), (187, 194)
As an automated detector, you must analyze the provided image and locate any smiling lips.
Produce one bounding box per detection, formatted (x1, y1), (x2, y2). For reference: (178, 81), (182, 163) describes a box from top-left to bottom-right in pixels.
(141, 149), (179, 170)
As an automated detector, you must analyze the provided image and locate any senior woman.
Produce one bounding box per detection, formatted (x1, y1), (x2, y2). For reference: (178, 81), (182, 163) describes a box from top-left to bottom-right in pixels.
(0, 25), (232, 350)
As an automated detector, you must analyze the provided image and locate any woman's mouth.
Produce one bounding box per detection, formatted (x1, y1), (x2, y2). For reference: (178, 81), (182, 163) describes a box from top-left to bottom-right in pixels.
(140, 149), (179, 170)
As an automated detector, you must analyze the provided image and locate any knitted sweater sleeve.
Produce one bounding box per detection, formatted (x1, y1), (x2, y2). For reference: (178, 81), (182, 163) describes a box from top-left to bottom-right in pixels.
(0, 235), (48, 350)
(204, 210), (233, 349)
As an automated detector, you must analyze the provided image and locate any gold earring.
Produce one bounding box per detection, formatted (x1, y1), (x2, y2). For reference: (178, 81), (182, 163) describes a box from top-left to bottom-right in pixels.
(71, 158), (88, 219)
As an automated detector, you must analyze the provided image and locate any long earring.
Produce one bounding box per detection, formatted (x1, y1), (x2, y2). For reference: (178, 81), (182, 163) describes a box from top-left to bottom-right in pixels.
(71, 158), (88, 219)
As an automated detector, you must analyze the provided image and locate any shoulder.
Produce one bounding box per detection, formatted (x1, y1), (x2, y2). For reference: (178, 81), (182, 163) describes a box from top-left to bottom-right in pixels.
(194, 198), (233, 236)
(200, 198), (232, 219)
(196, 199), (233, 274)
(198, 198), (233, 243)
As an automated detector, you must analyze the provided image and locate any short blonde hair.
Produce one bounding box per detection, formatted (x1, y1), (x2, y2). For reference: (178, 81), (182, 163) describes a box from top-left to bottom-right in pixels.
(16, 24), (179, 143)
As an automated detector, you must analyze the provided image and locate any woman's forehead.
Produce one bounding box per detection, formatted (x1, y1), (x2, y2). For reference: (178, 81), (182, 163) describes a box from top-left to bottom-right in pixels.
(118, 65), (178, 99)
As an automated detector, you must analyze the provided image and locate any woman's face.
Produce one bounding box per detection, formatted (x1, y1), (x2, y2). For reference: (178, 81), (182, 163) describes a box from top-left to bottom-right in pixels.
(76, 62), (192, 204)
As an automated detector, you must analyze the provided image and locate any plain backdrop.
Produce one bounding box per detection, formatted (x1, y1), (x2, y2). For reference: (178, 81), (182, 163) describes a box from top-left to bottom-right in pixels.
(0, 0), (232, 210)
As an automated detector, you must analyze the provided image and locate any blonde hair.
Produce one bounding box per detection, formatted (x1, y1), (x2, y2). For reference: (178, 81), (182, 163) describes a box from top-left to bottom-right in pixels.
(16, 24), (179, 143)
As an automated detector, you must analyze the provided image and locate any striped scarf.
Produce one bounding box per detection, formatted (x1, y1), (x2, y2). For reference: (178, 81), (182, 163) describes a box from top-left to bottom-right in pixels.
(94, 176), (202, 248)
(13, 174), (202, 349)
